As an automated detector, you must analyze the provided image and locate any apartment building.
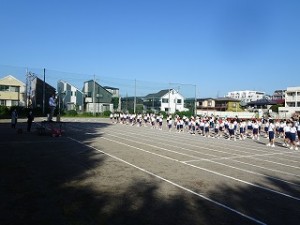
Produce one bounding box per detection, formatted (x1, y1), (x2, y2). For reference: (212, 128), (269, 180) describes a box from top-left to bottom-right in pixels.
(226, 90), (265, 103)
(0, 75), (25, 107)
(278, 86), (300, 118)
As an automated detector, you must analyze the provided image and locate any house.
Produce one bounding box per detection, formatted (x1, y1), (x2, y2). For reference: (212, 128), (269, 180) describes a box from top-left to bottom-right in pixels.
(103, 86), (120, 98)
(57, 80), (84, 112)
(278, 86), (300, 118)
(197, 97), (241, 112)
(120, 96), (144, 113)
(83, 80), (113, 113)
(0, 75), (26, 107)
(143, 89), (186, 114)
(271, 90), (285, 104)
(29, 76), (56, 110)
(247, 98), (277, 109)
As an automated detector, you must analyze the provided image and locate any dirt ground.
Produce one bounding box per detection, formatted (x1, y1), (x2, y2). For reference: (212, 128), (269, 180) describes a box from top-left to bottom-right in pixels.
(1, 118), (299, 225)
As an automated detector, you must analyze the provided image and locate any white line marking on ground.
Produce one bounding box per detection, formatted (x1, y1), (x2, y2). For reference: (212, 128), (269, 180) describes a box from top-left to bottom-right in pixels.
(102, 129), (300, 181)
(181, 158), (300, 187)
(67, 137), (267, 225)
(104, 127), (300, 173)
(91, 135), (300, 202)
(228, 158), (300, 178)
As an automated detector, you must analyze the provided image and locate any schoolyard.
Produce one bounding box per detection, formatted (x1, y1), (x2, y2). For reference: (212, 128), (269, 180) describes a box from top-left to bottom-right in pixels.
(0, 117), (299, 225)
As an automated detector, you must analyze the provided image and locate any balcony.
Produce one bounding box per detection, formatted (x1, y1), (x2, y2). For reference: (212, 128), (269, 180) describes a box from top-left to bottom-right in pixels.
(285, 96), (300, 102)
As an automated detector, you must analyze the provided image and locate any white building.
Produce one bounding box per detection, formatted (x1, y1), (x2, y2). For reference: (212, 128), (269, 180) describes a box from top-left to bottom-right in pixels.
(226, 90), (265, 104)
(144, 89), (187, 114)
(57, 80), (85, 111)
(278, 86), (300, 118)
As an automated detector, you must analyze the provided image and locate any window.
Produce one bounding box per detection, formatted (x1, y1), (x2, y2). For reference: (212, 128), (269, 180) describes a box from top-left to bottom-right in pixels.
(9, 86), (19, 92)
(287, 102), (295, 107)
(12, 100), (19, 106)
(0, 85), (9, 91)
(162, 98), (169, 103)
(177, 99), (182, 104)
(0, 100), (6, 106)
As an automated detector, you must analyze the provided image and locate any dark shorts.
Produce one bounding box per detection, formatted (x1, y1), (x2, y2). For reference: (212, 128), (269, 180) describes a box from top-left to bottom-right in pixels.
(290, 133), (296, 142)
(229, 129), (235, 136)
(268, 131), (275, 140)
(253, 128), (258, 135)
(285, 132), (291, 140)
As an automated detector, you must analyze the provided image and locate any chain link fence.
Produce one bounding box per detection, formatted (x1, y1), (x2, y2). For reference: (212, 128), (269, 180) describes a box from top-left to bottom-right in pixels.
(1, 64), (197, 115)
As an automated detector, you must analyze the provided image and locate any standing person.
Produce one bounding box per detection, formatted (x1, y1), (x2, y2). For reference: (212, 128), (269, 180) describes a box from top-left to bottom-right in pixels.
(289, 122), (298, 150)
(11, 109), (18, 128)
(297, 119), (300, 146)
(48, 93), (56, 122)
(266, 119), (276, 147)
(239, 119), (246, 140)
(27, 110), (34, 132)
(204, 120), (210, 137)
(252, 120), (260, 141)
(283, 121), (291, 147)
(228, 119), (236, 141)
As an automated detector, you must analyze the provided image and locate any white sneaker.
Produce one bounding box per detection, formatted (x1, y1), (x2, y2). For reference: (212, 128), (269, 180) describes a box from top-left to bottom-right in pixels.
(271, 144), (275, 147)
(295, 147), (298, 150)
(282, 143), (286, 146)
(290, 147), (294, 150)
(266, 143), (271, 146)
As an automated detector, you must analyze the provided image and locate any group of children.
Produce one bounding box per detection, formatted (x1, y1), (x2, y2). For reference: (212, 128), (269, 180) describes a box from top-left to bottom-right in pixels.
(110, 113), (300, 150)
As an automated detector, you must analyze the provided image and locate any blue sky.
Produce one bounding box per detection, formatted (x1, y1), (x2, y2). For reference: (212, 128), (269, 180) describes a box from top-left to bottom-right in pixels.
(1, 0), (300, 97)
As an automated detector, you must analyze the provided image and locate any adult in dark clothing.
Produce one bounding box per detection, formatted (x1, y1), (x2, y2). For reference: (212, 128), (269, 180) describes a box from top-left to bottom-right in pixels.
(27, 110), (34, 132)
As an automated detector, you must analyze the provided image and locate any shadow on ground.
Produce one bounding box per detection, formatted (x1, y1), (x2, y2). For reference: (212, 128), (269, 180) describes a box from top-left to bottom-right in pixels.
(0, 120), (299, 225)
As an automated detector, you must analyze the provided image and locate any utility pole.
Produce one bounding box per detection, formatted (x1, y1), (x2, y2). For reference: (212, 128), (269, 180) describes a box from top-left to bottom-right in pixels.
(194, 84), (197, 116)
(43, 68), (45, 115)
(134, 79), (136, 114)
(168, 83), (171, 114)
(93, 75), (96, 116)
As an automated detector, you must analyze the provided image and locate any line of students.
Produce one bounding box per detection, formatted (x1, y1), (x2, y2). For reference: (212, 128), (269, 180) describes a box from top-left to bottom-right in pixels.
(110, 113), (300, 150)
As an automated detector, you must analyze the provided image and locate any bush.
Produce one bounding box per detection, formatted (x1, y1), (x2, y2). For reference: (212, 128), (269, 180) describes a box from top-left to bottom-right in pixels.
(0, 106), (9, 118)
(174, 110), (194, 118)
(103, 110), (111, 117)
(65, 110), (78, 117)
